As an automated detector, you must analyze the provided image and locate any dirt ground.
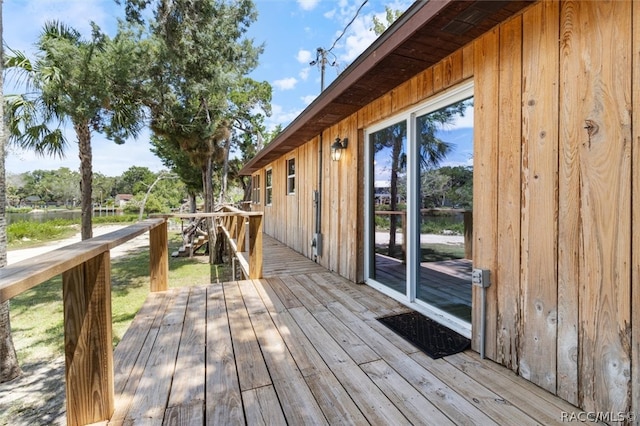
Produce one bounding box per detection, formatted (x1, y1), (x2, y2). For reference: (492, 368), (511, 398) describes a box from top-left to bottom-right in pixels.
(0, 226), (151, 426)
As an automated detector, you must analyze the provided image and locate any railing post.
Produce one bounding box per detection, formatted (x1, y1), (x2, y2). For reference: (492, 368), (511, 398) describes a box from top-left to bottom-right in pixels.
(237, 217), (247, 254)
(248, 214), (263, 279)
(464, 211), (473, 260)
(150, 220), (169, 292)
(402, 211), (407, 263)
(231, 215), (238, 240)
(62, 253), (114, 425)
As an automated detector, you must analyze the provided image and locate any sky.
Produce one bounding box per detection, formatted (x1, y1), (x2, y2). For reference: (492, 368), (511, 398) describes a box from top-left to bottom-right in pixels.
(4, 0), (414, 176)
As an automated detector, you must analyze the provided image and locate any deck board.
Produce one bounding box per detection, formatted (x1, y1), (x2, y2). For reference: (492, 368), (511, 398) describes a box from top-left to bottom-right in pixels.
(109, 234), (579, 425)
(204, 284), (244, 425)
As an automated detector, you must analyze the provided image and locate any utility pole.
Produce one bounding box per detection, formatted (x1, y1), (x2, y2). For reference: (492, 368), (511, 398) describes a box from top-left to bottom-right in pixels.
(310, 47), (329, 92)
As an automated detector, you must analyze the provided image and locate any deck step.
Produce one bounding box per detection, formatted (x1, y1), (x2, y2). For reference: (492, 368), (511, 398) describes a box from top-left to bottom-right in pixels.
(171, 236), (209, 257)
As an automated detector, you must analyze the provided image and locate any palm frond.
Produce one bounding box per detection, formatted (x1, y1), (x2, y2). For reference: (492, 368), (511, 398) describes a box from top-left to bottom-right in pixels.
(4, 47), (36, 91)
(16, 124), (68, 158)
(41, 20), (81, 44)
(5, 93), (69, 158)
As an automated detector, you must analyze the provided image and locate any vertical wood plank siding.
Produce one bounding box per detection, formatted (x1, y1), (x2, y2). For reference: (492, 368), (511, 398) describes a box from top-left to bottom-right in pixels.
(632, 0), (640, 421)
(558, 0), (580, 405)
(520, 0), (560, 394)
(472, 27), (500, 360)
(561, 0), (632, 416)
(496, 15), (522, 373)
(251, 0), (637, 416)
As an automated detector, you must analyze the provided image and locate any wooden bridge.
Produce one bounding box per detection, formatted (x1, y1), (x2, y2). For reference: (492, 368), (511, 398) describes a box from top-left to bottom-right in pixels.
(0, 209), (580, 425)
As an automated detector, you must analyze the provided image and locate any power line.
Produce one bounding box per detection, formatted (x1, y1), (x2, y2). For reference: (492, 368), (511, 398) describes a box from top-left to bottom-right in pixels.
(328, 0), (369, 53)
(310, 0), (369, 91)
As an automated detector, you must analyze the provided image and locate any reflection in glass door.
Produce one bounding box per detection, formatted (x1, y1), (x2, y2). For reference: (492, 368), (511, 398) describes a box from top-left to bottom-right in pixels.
(369, 120), (407, 296)
(415, 98), (473, 323)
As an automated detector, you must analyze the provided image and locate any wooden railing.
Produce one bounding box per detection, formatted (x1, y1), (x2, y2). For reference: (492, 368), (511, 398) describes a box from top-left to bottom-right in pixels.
(0, 218), (168, 426)
(0, 208), (263, 425)
(152, 207), (263, 279)
(374, 208), (473, 260)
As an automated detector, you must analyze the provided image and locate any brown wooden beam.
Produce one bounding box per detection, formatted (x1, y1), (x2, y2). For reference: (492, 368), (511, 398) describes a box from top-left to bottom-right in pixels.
(150, 220), (169, 292)
(62, 253), (114, 425)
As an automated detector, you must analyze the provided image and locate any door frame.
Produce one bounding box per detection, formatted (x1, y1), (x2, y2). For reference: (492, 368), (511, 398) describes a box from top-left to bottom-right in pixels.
(363, 80), (474, 338)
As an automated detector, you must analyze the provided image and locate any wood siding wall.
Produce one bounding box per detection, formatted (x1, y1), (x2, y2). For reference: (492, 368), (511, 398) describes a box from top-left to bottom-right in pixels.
(473, 0), (635, 417)
(252, 0), (638, 417)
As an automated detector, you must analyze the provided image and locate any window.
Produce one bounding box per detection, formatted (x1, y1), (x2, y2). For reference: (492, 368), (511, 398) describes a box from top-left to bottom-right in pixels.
(265, 169), (273, 205)
(251, 174), (261, 204)
(287, 158), (296, 195)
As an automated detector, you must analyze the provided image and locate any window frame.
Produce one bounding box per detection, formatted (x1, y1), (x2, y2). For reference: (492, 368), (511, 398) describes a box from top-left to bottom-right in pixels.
(265, 168), (273, 206)
(251, 173), (261, 205)
(286, 158), (296, 195)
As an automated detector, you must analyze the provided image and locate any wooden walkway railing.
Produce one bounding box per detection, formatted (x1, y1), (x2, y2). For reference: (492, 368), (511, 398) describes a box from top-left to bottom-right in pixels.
(153, 206), (263, 279)
(0, 209), (263, 426)
(375, 208), (473, 259)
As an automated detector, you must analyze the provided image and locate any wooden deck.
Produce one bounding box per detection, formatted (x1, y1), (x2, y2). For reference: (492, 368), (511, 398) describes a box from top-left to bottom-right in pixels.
(373, 255), (472, 322)
(110, 235), (579, 425)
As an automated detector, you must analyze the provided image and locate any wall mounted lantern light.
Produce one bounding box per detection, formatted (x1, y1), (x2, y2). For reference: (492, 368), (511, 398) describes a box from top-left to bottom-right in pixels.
(331, 137), (348, 161)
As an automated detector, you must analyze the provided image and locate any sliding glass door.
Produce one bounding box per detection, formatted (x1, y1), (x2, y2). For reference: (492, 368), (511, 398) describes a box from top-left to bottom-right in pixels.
(368, 119), (407, 296)
(415, 98), (474, 323)
(365, 82), (474, 331)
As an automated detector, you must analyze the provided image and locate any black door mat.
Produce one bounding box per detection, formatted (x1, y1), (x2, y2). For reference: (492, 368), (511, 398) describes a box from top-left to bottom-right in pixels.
(377, 311), (470, 359)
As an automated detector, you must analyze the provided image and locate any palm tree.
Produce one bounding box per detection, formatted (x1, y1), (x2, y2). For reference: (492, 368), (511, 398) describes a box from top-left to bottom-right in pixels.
(372, 101), (467, 257)
(5, 21), (145, 240)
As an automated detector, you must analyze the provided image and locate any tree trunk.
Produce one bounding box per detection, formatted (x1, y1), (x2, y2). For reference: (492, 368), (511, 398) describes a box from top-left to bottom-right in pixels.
(218, 136), (231, 205)
(139, 173), (166, 221)
(203, 157), (221, 264)
(388, 135), (402, 257)
(0, 0), (23, 379)
(189, 192), (196, 213)
(242, 176), (251, 202)
(76, 120), (93, 240)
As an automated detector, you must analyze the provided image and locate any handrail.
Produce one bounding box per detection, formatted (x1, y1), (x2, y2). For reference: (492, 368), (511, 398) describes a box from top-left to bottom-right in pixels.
(0, 218), (168, 426)
(152, 208), (263, 279)
(374, 208), (473, 260)
(0, 218), (167, 303)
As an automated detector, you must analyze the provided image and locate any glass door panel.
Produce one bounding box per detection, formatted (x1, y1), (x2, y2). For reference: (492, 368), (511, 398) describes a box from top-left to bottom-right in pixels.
(369, 120), (407, 295)
(415, 98), (474, 322)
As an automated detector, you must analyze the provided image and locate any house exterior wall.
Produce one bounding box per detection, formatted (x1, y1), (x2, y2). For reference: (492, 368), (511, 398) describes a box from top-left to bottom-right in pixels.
(251, 0), (639, 418)
(250, 140), (319, 260)
(474, 1), (635, 417)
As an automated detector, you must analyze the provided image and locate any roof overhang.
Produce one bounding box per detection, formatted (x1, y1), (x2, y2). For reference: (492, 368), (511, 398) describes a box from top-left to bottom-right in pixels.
(240, 0), (533, 175)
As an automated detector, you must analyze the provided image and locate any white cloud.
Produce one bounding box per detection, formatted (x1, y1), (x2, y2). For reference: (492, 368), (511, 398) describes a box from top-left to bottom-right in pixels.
(296, 49), (312, 64)
(267, 104), (303, 130)
(299, 67), (310, 81)
(273, 77), (298, 91)
(297, 0), (320, 11)
(301, 94), (317, 105)
(341, 32), (376, 62)
(454, 108), (474, 128)
(326, 0), (414, 65)
(337, 16), (377, 62)
(7, 128), (165, 176)
(30, 0), (112, 35)
(5, 0), (118, 57)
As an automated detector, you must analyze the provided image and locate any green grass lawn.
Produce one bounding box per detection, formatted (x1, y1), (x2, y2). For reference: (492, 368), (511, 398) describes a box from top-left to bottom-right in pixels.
(9, 232), (231, 364)
(376, 242), (465, 263)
